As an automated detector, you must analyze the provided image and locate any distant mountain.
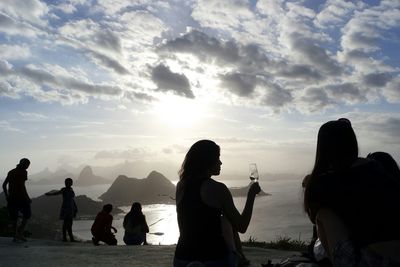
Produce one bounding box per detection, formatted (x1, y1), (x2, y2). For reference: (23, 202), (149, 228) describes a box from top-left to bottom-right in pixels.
(92, 160), (180, 182)
(0, 192), (122, 220)
(30, 168), (75, 185)
(99, 171), (176, 206)
(75, 166), (110, 186)
(229, 184), (270, 197)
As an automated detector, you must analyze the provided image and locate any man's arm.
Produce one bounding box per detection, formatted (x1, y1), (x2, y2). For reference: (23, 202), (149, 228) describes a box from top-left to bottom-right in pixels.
(2, 177), (9, 200)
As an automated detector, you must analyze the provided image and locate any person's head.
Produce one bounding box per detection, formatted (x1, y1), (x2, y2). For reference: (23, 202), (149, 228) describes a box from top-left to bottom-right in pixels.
(17, 158), (30, 169)
(367, 152), (400, 178)
(65, 178), (73, 188)
(304, 118), (358, 218)
(312, 118), (358, 176)
(103, 204), (113, 213)
(179, 140), (221, 181)
(130, 202), (142, 213)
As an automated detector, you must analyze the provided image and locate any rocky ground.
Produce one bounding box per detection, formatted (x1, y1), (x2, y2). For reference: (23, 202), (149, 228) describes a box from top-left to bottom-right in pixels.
(0, 237), (300, 267)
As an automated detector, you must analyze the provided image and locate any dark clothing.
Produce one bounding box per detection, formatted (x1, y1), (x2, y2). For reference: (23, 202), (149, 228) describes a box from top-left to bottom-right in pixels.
(91, 211), (116, 245)
(5, 167), (29, 202)
(307, 158), (400, 249)
(123, 212), (149, 245)
(7, 199), (31, 220)
(4, 167), (31, 220)
(123, 232), (146, 245)
(63, 217), (74, 241)
(175, 179), (228, 262)
(59, 187), (77, 220)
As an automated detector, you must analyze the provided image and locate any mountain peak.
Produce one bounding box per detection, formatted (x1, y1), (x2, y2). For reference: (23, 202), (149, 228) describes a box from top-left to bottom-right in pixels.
(79, 166), (93, 177)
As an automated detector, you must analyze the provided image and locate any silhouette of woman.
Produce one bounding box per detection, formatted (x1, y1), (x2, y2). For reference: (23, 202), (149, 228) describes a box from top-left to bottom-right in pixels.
(174, 140), (261, 267)
(303, 119), (400, 265)
(123, 202), (149, 245)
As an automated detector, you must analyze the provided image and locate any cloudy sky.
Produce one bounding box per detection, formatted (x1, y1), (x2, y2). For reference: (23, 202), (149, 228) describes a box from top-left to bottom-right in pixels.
(1, 0), (399, 179)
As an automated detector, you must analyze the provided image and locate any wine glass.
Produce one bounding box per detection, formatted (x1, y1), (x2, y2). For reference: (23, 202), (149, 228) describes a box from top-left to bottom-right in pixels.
(249, 163), (259, 182)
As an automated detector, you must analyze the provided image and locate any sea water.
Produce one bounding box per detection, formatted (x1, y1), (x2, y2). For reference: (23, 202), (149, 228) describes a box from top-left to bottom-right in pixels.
(26, 178), (312, 245)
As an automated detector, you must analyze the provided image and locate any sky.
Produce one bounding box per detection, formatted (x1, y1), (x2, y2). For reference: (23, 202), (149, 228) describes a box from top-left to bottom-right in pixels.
(0, 0), (400, 180)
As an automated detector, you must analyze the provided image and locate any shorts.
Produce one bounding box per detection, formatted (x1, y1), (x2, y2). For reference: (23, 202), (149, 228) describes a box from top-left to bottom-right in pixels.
(7, 199), (31, 220)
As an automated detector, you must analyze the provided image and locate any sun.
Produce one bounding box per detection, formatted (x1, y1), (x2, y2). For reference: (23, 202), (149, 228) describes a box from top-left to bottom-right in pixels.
(153, 95), (206, 128)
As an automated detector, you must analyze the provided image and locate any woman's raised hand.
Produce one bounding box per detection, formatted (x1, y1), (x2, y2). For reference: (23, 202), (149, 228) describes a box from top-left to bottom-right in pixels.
(248, 182), (261, 197)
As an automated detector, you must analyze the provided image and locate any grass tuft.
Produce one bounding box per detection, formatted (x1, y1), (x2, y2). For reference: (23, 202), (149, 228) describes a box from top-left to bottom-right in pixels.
(242, 235), (308, 251)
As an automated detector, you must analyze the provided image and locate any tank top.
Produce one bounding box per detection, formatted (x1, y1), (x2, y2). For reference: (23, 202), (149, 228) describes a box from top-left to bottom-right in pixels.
(175, 179), (228, 261)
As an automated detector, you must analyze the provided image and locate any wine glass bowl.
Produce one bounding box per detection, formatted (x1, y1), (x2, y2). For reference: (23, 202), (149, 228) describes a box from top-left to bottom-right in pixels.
(249, 163), (259, 182)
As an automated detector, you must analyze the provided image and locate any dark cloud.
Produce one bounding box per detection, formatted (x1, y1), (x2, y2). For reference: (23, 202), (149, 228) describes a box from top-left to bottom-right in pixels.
(343, 49), (371, 61)
(160, 30), (240, 64)
(219, 72), (256, 97)
(94, 30), (122, 53)
(277, 64), (322, 80)
(262, 82), (293, 108)
(89, 50), (130, 75)
(347, 32), (378, 50)
(20, 66), (57, 84)
(301, 87), (336, 112)
(377, 117), (400, 139)
(124, 91), (155, 102)
(151, 64), (194, 98)
(0, 13), (15, 27)
(363, 72), (393, 87)
(363, 117), (400, 144)
(326, 83), (366, 102)
(290, 34), (342, 76)
(6, 64), (122, 97)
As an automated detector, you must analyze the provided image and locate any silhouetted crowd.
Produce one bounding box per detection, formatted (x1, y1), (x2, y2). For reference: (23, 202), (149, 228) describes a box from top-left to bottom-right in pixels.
(3, 118), (400, 267)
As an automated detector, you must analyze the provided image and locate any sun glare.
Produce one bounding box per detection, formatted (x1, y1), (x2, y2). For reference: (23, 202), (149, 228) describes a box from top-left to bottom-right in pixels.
(154, 95), (206, 128)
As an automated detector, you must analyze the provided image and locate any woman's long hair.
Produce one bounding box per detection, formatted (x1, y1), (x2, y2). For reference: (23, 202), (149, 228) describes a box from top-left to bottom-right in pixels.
(179, 140), (220, 182)
(304, 118), (358, 218)
(125, 202), (144, 228)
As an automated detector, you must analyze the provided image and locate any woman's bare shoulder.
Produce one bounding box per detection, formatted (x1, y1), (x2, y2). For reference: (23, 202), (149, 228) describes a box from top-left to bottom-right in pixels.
(203, 179), (229, 193)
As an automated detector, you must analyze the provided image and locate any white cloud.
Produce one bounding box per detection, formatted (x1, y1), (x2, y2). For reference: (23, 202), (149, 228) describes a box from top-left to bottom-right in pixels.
(0, 44), (31, 60)
(0, 0), (49, 26)
(191, 0), (254, 31)
(314, 0), (360, 28)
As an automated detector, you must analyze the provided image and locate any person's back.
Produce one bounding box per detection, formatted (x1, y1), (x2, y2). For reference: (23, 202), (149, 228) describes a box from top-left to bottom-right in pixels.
(123, 202), (149, 245)
(6, 167), (29, 201)
(310, 158), (400, 248)
(60, 186), (76, 219)
(175, 179), (228, 261)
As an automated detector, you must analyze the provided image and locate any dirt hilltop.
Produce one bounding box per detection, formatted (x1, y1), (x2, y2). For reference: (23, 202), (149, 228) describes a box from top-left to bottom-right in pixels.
(0, 237), (299, 267)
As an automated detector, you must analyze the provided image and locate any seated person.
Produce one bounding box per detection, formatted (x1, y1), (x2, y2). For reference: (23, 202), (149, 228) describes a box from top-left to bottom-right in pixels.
(123, 202), (149, 245)
(303, 119), (400, 266)
(91, 204), (117, 245)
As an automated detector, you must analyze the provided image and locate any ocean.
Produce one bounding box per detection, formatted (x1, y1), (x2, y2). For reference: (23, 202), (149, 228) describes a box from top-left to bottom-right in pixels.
(27, 178), (312, 245)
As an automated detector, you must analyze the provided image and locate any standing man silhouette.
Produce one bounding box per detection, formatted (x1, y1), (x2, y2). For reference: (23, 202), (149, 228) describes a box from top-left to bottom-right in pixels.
(2, 158), (32, 242)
